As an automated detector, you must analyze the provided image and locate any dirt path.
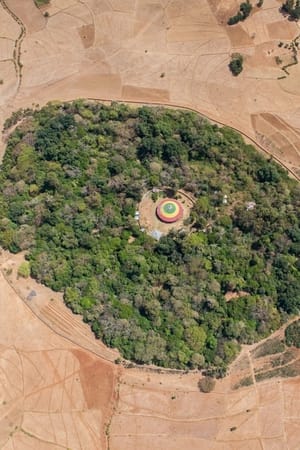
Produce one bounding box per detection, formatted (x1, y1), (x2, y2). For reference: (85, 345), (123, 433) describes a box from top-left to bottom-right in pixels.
(0, 0), (25, 90)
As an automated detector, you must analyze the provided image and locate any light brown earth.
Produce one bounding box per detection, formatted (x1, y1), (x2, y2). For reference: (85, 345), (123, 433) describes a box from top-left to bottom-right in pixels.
(0, 0), (300, 449)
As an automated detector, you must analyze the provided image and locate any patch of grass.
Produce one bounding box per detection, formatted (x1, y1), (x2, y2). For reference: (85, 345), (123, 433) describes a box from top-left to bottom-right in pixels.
(285, 320), (300, 348)
(34, 0), (50, 8)
(255, 359), (300, 382)
(271, 349), (297, 368)
(252, 338), (286, 359)
(233, 375), (253, 389)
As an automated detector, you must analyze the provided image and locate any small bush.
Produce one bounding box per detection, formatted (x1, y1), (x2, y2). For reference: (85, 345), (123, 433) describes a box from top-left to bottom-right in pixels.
(229, 54), (244, 76)
(198, 376), (216, 393)
(17, 261), (30, 278)
(34, 0), (50, 7)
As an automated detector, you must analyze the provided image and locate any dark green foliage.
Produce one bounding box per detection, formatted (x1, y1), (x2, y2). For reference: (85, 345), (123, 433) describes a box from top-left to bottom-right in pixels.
(229, 54), (244, 76)
(228, 1), (253, 25)
(0, 101), (299, 370)
(285, 320), (300, 347)
(282, 0), (300, 19)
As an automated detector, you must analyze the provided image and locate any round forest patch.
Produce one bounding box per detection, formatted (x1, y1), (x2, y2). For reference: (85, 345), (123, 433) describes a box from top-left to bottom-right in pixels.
(0, 101), (299, 372)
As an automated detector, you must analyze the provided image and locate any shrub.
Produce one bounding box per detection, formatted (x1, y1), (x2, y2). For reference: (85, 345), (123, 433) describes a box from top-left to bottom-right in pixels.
(198, 376), (216, 393)
(17, 261), (30, 278)
(229, 54), (244, 76)
(34, 0), (50, 7)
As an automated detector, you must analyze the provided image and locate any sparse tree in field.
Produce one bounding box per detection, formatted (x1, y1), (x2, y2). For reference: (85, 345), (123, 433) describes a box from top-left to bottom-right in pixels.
(229, 54), (244, 76)
(17, 261), (30, 278)
(228, 1), (253, 25)
(282, 0), (300, 19)
(198, 376), (216, 393)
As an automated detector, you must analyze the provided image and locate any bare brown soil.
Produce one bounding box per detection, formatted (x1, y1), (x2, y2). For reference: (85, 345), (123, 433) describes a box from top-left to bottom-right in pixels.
(224, 290), (249, 301)
(0, 0), (300, 448)
(0, 251), (120, 450)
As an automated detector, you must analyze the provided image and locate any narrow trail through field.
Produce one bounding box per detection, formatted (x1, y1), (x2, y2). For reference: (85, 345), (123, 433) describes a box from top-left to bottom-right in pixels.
(0, 0), (25, 90)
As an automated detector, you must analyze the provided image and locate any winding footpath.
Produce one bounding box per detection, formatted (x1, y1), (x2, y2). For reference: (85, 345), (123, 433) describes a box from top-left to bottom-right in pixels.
(0, 0), (25, 90)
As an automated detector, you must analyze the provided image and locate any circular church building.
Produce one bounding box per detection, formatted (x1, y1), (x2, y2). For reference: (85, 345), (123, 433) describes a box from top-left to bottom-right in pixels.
(156, 198), (184, 223)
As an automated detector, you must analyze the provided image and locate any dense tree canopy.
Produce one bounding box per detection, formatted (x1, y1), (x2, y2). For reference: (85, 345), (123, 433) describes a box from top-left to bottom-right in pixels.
(227, 1), (253, 25)
(0, 101), (299, 371)
(282, 0), (300, 19)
